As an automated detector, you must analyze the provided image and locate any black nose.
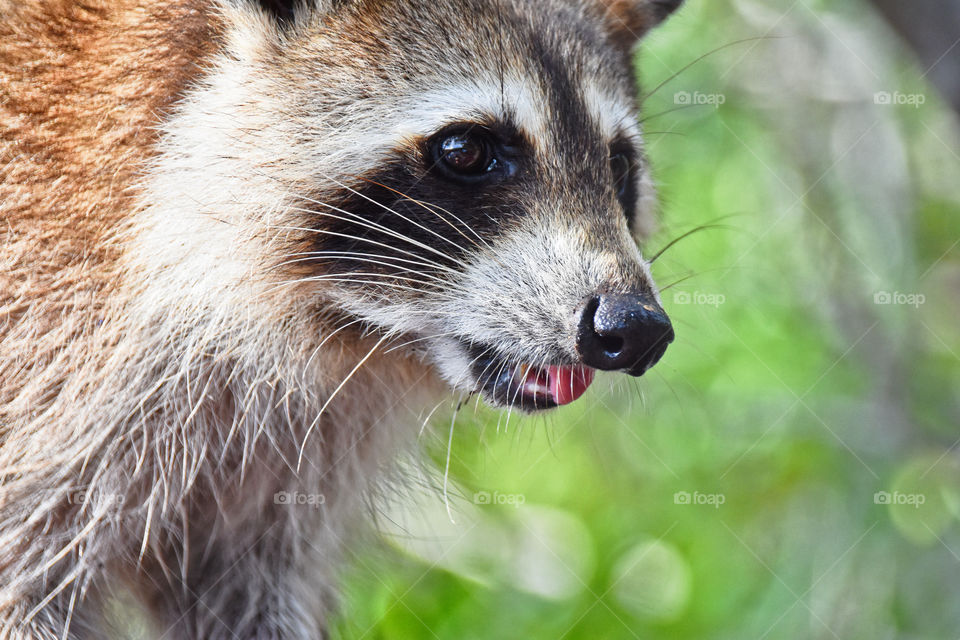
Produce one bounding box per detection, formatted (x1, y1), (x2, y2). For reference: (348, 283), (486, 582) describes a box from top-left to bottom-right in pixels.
(576, 293), (675, 376)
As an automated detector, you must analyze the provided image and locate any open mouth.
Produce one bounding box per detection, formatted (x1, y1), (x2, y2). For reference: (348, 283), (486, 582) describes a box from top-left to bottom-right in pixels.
(468, 346), (595, 411)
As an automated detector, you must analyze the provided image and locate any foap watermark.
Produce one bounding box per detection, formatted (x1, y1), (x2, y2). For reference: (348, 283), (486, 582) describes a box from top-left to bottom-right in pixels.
(874, 291), (925, 308)
(274, 491), (326, 509)
(68, 490), (126, 507)
(874, 491), (925, 508)
(874, 91), (926, 108)
(674, 91), (726, 108)
(473, 490), (526, 508)
(674, 491), (725, 509)
(673, 291), (726, 308)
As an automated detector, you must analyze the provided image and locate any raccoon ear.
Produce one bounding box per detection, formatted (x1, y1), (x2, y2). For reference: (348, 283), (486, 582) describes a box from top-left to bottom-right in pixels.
(254, 0), (355, 23)
(255, 0), (298, 23)
(597, 0), (684, 49)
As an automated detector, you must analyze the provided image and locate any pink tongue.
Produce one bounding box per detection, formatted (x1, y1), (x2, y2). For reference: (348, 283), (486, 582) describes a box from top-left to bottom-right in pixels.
(546, 365), (595, 406)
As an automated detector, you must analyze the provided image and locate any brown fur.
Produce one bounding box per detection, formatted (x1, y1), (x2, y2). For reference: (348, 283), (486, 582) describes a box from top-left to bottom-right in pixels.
(1, 0), (219, 413)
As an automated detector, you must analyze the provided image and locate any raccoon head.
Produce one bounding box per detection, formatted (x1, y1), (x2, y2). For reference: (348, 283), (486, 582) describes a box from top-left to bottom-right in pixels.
(144, 0), (682, 412)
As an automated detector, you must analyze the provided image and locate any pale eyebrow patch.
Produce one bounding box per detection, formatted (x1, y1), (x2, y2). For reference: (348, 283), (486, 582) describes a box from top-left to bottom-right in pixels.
(294, 75), (552, 181)
(394, 75), (550, 146)
(582, 80), (642, 143)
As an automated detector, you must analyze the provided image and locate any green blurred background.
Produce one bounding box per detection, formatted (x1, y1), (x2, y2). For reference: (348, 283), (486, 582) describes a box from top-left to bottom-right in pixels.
(331, 1), (960, 637)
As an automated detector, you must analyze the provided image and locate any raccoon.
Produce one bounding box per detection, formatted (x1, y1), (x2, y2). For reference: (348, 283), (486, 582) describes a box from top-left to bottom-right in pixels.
(0, 0), (680, 637)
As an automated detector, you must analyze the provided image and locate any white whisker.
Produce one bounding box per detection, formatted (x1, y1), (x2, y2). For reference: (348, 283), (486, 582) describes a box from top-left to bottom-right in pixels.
(442, 395), (464, 524)
(313, 177), (473, 265)
(296, 332), (392, 471)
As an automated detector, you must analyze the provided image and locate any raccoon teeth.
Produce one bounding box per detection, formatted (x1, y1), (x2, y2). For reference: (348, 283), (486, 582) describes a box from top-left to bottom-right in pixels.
(517, 363), (594, 407)
(518, 365), (552, 400)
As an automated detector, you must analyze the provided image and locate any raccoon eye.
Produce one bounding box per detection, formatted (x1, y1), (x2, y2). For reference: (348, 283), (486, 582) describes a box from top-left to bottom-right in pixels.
(433, 131), (496, 178)
(610, 152), (633, 198)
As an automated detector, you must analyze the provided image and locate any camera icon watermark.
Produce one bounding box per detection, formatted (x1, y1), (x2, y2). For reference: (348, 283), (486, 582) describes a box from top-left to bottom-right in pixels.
(473, 490), (526, 508)
(874, 291), (925, 308)
(674, 91), (726, 108)
(674, 491), (725, 509)
(874, 491), (925, 508)
(874, 91), (926, 108)
(274, 491), (326, 509)
(673, 291), (726, 308)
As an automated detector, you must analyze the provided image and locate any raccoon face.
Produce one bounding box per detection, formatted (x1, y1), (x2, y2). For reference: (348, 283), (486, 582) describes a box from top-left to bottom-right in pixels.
(149, 0), (681, 412)
(255, 0), (682, 411)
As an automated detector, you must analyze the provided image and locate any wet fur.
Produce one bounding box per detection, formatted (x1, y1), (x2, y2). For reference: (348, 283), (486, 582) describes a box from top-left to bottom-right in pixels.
(0, 0), (678, 637)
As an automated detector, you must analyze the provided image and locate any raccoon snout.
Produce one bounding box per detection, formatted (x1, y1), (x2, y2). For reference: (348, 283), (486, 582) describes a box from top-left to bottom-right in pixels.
(576, 293), (675, 376)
